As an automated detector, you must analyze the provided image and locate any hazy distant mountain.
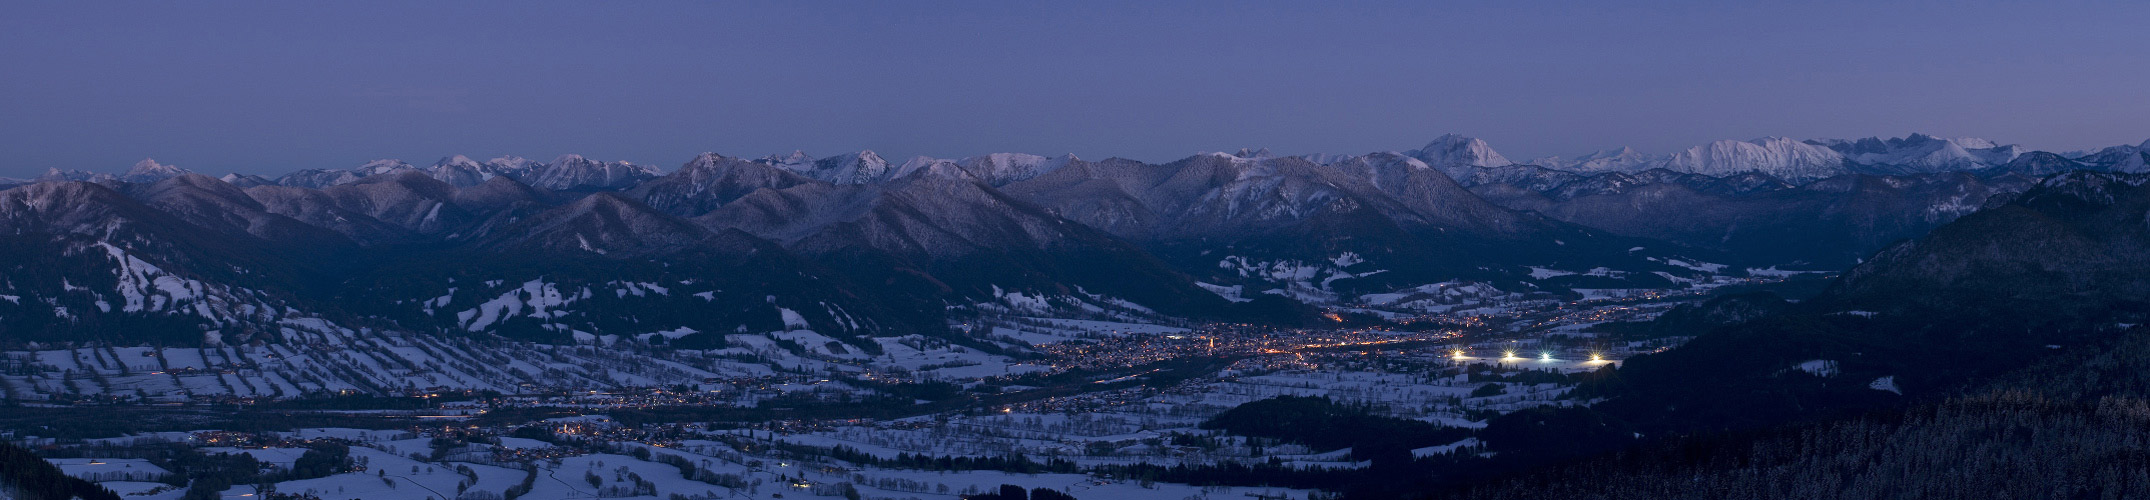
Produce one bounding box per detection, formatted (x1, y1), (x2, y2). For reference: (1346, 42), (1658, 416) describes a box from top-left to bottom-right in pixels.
(525, 154), (662, 191)
(34, 168), (113, 183)
(1510, 133), (2058, 183)
(1004, 149), (1679, 301)
(117, 158), (190, 183)
(631, 153), (818, 217)
(1809, 134), (2022, 174)
(2072, 139), (2150, 173)
(1528, 146), (1659, 173)
(1655, 137), (1849, 181)
(1451, 134), (2150, 266)
(1468, 167), (2030, 267)
(1408, 134), (1515, 179)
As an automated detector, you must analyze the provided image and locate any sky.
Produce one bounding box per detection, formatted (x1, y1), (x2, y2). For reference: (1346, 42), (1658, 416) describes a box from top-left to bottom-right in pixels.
(3, 1), (2148, 178)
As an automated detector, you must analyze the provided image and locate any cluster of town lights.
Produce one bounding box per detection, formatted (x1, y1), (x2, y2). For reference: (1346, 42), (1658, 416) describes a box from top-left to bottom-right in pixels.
(1461, 349), (1611, 363)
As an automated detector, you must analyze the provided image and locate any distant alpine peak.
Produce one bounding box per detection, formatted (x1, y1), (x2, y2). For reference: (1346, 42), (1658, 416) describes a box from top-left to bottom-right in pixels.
(120, 158), (190, 182)
(799, 150), (898, 184)
(942, 152), (1074, 186)
(433, 155), (482, 168)
(1659, 137), (1847, 182)
(897, 155), (952, 172)
(1808, 133), (2013, 154)
(1296, 152), (1358, 165)
(1412, 134), (1513, 166)
(1801, 133), (2025, 175)
(680, 152), (739, 172)
(1233, 147), (1274, 159)
(130, 157), (173, 171)
(760, 150), (814, 167)
(485, 156), (543, 174)
(1946, 135), (1999, 149)
(358, 159), (412, 174)
(1408, 134), (1514, 179)
(846, 150), (887, 163)
(1531, 146), (1661, 173)
(900, 156), (981, 183)
(37, 167), (111, 183)
(1577, 146), (1645, 162)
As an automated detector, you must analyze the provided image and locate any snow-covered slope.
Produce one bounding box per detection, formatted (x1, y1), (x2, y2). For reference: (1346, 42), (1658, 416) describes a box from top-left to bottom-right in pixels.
(1661, 137), (1849, 182)
(118, 158), (190, 183)
(524, 154), (661, 190)
(2075, 140), (2150, 173)
(1408, 134), (1514, 179)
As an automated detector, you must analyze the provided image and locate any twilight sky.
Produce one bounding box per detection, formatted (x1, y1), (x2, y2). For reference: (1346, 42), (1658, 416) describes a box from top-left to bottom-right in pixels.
(3, 1), (2147, 178)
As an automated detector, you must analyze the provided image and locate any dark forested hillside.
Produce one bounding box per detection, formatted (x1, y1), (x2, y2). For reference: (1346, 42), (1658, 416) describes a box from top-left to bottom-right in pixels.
(1419, 172), (2150, 499)
(1434, 325), (2150, 500)
(0, 441), (121, 500)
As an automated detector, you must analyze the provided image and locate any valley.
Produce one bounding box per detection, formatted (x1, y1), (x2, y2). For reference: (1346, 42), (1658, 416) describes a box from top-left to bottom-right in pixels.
(2, 263), (1787, 500)
(1, 133), (2141, 500)
(11, 4), (2150, 498)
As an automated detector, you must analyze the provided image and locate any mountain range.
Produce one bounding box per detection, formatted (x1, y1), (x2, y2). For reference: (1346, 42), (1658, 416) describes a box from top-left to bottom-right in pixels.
(3, 133), (2146, 348)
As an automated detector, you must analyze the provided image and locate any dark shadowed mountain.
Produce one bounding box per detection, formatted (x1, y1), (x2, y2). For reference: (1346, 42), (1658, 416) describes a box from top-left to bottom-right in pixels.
(1466, 167), (2032, 267)
(1573, 171), (2150, 439)
(1005, 150), (1682, 300)
(1824, 171), (2150, 315)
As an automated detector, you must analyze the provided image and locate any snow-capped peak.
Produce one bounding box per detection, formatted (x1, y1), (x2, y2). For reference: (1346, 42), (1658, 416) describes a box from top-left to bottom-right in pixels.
(947, 152), (1073, 186)
(1951, 136), (1999, 150)
(801, 150), (896, 184)
(485, 155), (544, 172)
(526, 154), (661, 190)
(433, 155), (482, 168)
(687, 152), (728, 166)
(1660, 137), (1847, 182)
(423, 155), (500, 187)
(37, 167), (109, 183)
(759, 150), (815, 170)
(1408, 134), (1513, 179)
(1807, 133), (2024, 174)
(120, 158), (189, 182)
(895, 155), (951, 177)
(1414, 134), (1512, 166)
(1532, 146), (1662, 173)
(358, 159), (412, 174)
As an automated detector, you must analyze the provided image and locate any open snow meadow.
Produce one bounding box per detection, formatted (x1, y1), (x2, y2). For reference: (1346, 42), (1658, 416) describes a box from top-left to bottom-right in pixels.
(6, 269), (1754, 499)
